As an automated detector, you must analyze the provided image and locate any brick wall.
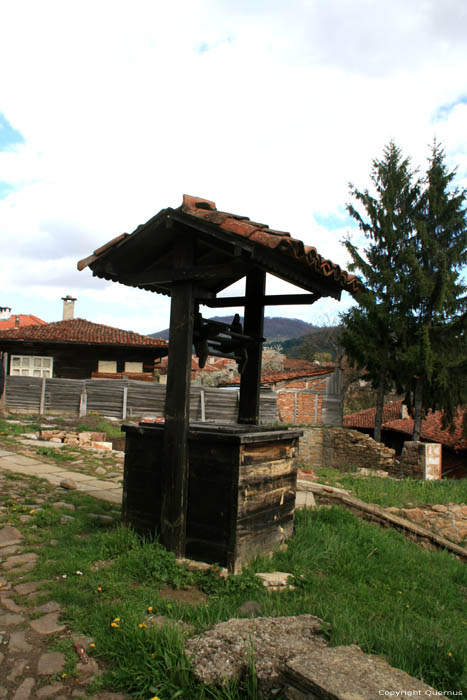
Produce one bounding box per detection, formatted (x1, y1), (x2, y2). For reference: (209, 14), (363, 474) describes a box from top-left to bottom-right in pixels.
(276, 376), (331, 425)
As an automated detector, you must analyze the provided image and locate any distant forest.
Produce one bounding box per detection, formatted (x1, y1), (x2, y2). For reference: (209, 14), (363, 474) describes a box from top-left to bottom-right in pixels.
(151, 316), (342, 363)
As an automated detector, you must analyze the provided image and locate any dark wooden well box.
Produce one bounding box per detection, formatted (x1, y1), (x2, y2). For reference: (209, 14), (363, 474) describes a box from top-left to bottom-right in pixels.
(122, 423), (302, 572)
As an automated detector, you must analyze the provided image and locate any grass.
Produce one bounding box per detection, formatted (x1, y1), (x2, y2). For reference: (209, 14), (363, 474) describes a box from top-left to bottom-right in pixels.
(4, 486), (465, 698)
(311, 464), (467, 507)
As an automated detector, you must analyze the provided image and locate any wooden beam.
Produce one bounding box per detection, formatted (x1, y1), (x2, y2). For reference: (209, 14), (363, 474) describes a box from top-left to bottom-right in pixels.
(202, 293), (321, 308)
(238, 269), (266, 425)
(160, 237), (195, 557)
(121, 262), (247, 286)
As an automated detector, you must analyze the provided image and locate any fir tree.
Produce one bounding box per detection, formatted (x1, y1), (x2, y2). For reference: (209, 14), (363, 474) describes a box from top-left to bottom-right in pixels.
(340, 141), (419, 441)
(400, 142), (467, 439)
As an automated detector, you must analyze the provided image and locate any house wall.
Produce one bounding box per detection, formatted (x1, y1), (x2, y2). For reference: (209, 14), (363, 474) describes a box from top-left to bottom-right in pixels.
(1, 343), (163, 380)
(276, 370), (342, 426)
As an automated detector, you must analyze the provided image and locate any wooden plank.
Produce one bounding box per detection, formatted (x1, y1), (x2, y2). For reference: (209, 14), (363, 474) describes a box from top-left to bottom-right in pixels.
(204, 293), (320, 307)
(239, 458), (297, 486)
(237, 484), (296, 518)
(241, 440), (296, 464)
(160, 234), (195, 557)
(238, 268), (266, 425)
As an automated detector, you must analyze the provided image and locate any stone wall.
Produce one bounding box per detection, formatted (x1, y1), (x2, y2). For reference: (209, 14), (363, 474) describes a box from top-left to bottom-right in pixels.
(299, 427), (395, 472)
(385, 503), (467, 545)
(389, 441), (442, 480)
(298, 428), (442, 481)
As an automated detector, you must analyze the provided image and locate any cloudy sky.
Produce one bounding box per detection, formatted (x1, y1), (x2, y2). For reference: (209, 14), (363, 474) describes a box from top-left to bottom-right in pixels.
(1, 0), (466, 335)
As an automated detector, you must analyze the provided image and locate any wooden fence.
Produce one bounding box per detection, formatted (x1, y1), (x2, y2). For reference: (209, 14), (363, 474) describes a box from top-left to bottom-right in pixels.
(4, 376), (278, 424)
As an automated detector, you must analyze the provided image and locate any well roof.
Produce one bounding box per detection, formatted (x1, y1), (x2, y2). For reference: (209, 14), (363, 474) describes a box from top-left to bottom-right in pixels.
(78, 195), (361, 300)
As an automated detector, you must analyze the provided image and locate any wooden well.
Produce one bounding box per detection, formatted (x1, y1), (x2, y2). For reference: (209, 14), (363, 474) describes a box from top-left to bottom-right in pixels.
(122, 422), (302, 572)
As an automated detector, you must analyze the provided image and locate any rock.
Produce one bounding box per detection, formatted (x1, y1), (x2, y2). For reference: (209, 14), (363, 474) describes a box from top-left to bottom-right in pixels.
(95, 467), (107, 475)
(37, 651), (66, 675)
(7, 658), (27, 680)
(91, 441), (113, 451)
(8, 630), (33, 652)
(36, 683), (65, 697)
(14, 580), (45, 595)
(185, 615), (327, 694)
(60, 479), (78, 490)
(29, 612), (65, 634)
(432, 504), (448, 513)
(12, 678), (35, 700)
(0, 612), (24, 626)
(282, 646), (437, 699)
(76, 658), (100, 679)
(256, 572), (295, 590)
(51, 501), (76, 511)
(34, 600), (61, 614)
(0, 594), (23, 613)
(145, 614), (194, 635)
(238, 600), (263, 617)
(60, 515), (75, 524)
(89, 513), (114, 523)
(0, 525), (23, 548)
(2, 551), (38, 571)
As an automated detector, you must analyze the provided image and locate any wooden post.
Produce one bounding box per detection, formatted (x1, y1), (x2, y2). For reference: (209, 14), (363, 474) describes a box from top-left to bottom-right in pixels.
(160, 235), (195, 557)
(0, 353), (7, 418)
(39, 378), (46, 415)
(122, 385), (128, 420)
(238, 269), (266, 425)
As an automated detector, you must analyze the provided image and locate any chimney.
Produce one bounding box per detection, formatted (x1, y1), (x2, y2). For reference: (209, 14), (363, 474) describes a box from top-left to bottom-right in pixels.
(14, 315), (20, 328)
(401, 404), (409, 419)
(62, 295), (77, 321)
(0, 307), (12, 320)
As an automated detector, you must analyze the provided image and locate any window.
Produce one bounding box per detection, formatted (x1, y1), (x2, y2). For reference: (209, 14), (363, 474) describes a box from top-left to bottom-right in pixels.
(10, 355), (53, 378)
(124, 361), (143, 373)
(98, 360), (117, 373)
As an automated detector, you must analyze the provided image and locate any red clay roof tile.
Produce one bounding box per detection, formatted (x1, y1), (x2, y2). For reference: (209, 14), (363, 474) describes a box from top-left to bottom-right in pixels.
(179, 195), (361, 296)
(344, 401), (467, 450)
(0, 314), (47, 330)
(0, 318), (167, 348)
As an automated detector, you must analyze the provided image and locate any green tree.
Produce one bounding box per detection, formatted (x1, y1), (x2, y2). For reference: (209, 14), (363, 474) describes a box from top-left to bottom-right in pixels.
(400, 142), (467, 439)
(340, 141), (420, 441)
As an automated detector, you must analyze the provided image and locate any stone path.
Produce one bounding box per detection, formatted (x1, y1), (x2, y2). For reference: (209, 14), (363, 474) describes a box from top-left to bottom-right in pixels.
(0, 449), (122, 505)
(0, 465), (127, 699)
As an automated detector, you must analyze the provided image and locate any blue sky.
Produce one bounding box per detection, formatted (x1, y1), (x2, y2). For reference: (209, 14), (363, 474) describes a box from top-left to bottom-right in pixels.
(1, 0), (466, 335)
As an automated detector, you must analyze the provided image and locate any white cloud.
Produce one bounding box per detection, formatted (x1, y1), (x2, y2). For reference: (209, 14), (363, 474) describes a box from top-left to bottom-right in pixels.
(1, 0), (466, 333)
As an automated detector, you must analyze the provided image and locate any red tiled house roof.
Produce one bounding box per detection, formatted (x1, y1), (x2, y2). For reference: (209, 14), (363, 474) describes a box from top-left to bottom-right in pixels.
(0, 314), (47, 330)
(344, 402), (467, 450)
(0, 318), (167, 348)
(220, 365), (335, 386)
(343, 401), (405, 429)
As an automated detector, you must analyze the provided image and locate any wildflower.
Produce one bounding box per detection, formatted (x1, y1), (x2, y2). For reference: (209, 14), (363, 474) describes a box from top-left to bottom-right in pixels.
(75, 570), (83, 576)
(61, 673), (67, 679)
(167, 603), (172, 609)
(29, 509), (36, 514)
(62, 574), (67, 579)
(147, 606), (153, 612)
(113, 617), (120, 623)
(90, 643), (95, 648)
(149, 696), (160, 700)
(97, 586), (103, 592)
(448, 652), (453, 657)
(138, 623), (147, 629)
(110, 622), (119, 628)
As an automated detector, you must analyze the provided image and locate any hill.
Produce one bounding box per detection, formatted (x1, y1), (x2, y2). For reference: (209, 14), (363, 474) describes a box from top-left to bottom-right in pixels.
(150, 316), (317, 342)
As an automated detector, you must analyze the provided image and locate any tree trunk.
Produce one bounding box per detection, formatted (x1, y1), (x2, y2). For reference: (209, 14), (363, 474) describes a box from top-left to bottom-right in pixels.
(412, 377), (423, 441)
(373, 371), (386, 443)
